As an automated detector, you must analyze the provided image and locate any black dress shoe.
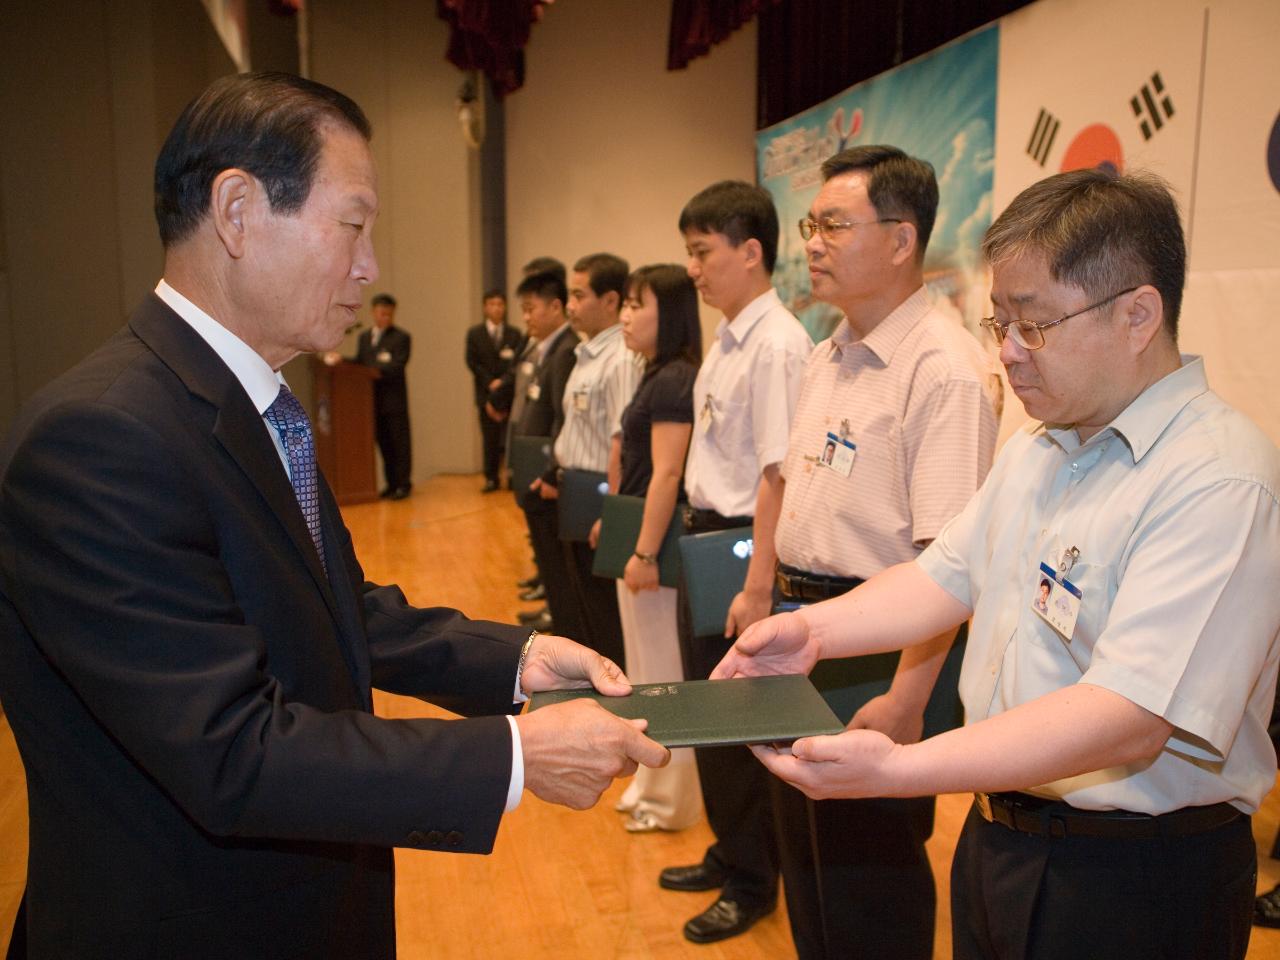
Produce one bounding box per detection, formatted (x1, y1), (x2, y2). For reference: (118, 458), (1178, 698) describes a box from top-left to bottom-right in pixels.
(517, 575), (541, 590)
(388, 485), (411, 500)
(683, 898), (775, 944)
(516, 606), (547, 625)
(1255, 883), (1280, 927)
(481, 479), (499, 493)
(523, 610), (553, 632)
(518, 583), (546, 602)
(659, 862), (726, 892)
(379, 486), (393, 498)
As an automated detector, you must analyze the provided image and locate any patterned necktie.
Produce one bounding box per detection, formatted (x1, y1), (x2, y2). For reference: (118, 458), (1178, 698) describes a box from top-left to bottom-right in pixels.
(263, 385), (327, 575)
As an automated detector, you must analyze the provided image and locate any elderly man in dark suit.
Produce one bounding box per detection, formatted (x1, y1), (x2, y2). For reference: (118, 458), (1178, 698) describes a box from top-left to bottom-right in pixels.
(465, 289), (524, 492)
(0, 72), (666, 960)
(355, 292), (413, 499)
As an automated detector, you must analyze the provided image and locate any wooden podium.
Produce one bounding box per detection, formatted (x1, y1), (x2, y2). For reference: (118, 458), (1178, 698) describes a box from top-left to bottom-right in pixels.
(311, 357), (379, 505)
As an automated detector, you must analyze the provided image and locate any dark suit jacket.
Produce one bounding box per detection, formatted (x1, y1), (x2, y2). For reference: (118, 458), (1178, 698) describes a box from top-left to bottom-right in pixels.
(355, 325), (411, 416)
(513, 324), (578, 441)
(464, 322), (524, 408)
(0, 295), (527, 959)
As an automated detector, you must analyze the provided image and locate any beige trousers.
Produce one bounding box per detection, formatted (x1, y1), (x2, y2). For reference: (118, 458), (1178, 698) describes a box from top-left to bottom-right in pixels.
(615, 580), (703, 830)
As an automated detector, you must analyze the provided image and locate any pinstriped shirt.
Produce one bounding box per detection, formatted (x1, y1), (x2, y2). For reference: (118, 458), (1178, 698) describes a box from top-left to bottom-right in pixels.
(776, 287), (1002, 579)
(552, 323), (642, 472)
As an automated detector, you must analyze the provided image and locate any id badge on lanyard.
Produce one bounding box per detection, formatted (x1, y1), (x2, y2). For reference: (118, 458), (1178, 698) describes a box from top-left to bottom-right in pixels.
(1031, 546), (1082, 641)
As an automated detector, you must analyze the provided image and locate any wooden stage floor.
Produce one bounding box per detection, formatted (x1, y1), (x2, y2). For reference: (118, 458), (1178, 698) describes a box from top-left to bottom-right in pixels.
(2, 473), (1278, 958)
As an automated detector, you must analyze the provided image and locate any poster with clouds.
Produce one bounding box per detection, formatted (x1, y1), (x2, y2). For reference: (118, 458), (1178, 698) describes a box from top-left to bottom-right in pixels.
(756, 26), (998, 342)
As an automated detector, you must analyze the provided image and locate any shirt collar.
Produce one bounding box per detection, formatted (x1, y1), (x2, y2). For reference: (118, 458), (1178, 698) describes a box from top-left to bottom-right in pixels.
(830, 286), (931, 364)
(535, 322), (572, 360)
(155, 279), (284, 414)
(715, 288), (783, 348)
(1041, 355), (1209, 462)
(576, 322), (623, 359)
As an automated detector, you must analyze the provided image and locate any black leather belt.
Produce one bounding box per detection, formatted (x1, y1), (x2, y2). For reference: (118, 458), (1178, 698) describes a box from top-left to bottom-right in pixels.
(775, 564), (865, 603)
(974, 791), (1242, 840)
(682, 506), (752, 533)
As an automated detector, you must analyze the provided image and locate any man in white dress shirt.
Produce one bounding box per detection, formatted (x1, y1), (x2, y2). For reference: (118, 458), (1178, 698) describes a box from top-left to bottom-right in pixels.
(656, 180), (812, 944)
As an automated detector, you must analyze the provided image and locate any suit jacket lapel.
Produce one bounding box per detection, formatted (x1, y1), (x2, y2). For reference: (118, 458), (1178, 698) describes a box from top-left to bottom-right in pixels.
(128, 295), (343, 626)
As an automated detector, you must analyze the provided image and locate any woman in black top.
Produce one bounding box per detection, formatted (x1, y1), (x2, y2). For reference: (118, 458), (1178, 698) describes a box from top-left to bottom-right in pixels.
(605, 264), (703, 832)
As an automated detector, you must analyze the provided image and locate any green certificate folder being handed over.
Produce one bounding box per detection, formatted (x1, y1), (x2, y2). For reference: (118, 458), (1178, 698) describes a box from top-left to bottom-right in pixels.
(528, 675), (845, 749)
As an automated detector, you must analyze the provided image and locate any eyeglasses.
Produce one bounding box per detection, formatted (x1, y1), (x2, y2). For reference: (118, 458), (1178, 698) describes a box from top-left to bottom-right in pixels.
(798, 216), (903, 241)
(979, 286), (1140, 351)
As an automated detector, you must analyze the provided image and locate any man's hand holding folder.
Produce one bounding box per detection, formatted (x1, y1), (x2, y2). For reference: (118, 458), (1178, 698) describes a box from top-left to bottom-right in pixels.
(515, 633), (670, 810)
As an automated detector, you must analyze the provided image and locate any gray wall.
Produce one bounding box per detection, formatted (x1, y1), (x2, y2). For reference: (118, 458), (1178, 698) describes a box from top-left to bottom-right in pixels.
(0, 0), (296, 437)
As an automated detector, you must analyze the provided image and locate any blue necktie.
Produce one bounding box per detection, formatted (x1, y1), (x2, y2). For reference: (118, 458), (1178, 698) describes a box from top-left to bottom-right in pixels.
(264, 385), (327, 575)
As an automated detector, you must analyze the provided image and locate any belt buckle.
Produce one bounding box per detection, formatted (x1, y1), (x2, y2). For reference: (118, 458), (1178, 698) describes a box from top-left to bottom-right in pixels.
(975, 792), (993, 823)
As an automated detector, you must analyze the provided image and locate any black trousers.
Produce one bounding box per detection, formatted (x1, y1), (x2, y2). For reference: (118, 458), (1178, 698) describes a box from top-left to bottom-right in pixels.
(519, 488), (586, 643)
(375, 410), (411, 490)
(771, 781), (936, 960)
(771, 592), (966, 960)
(564, 539), (626, 672)
(478, 408), (505, 483)
(676, 564), (779, 910)
(952, 804), (1255, 960)
(6, 891), (24, 959)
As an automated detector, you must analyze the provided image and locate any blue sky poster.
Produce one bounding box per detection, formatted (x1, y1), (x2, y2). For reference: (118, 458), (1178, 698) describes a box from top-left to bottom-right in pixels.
(757, 25), (999, 342)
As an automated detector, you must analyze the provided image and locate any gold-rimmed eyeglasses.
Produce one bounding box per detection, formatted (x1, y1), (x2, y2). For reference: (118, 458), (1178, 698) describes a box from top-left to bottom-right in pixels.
(798, 216), (903, 242)
(979, 286), (1140, 351)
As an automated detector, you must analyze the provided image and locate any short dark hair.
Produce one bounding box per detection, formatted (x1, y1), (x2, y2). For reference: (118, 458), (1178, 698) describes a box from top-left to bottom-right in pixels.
(572, 253), (630, 302)
(982, 168), (1186, 338)
(521, 256), (566, 283)
(678, 180), (780, 274)
(627, 264), (702, 366)
(516, 270), (567, 307)
(482, 288), (506, 302)
(371, 293), (396, 308)
(154, 72), (371, 247)
(820, 145), (938, 261)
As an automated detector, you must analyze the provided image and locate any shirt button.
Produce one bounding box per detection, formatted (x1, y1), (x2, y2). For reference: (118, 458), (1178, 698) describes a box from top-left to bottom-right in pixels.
(1071, 462), (1079, 471)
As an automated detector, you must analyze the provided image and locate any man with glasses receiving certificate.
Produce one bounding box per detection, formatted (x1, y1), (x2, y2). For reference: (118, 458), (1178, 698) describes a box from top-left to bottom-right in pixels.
(717, 167), (1280, 960)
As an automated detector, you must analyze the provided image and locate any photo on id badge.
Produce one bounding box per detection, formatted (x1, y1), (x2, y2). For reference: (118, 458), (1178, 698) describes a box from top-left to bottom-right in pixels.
(1032, 558), (1082, 641)
(820, 431), (855, 477)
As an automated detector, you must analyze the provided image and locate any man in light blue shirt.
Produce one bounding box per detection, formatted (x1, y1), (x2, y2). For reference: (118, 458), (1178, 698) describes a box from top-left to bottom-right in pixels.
(715, 168), (1280, 960)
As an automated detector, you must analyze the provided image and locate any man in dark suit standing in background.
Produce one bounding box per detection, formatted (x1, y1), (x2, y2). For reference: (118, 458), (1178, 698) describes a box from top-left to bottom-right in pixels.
(466, 289), (524, 492)
(0, 71), (667, 960)
(355, 292), (412, 499)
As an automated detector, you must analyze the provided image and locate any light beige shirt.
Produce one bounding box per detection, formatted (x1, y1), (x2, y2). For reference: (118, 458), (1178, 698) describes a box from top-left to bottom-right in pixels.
(776, 287), (1001, 578)
(684, 288), (812, 518)
(553, 323), (641, 472)
(918, 357), (1280, 814)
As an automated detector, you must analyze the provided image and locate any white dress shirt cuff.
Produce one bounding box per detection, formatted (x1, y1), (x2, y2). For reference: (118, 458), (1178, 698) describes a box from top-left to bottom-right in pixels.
(504, 714), (524, 812)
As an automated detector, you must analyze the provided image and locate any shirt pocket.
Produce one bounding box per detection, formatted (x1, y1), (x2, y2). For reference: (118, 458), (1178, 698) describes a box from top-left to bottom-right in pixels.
(1039, 559), (1117, 674)
(707, 393), (751, 457)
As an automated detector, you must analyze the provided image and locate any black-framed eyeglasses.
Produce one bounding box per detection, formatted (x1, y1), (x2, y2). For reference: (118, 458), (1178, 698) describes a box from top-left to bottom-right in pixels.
(798, 216), (903, 242)
(979, 286), (1140, 351)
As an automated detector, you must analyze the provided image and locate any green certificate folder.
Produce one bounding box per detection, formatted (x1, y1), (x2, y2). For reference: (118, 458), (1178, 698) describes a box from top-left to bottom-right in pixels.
(678, 526), (754, 637)
(509, 435), (552, 496)
(557, 468), (609, 542)
(528, 674), (845, 749)
(591, 494), (683, 587)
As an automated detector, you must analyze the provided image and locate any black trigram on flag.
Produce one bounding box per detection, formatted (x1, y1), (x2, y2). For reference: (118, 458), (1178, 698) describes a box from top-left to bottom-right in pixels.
(1131, 72), (1175, 140)
(1026, 108), (1060, 166)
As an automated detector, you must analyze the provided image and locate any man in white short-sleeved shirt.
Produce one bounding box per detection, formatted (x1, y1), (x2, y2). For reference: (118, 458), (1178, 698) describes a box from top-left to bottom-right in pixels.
(655, 181), (811, 945)
(716, 168), (1280, 960)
